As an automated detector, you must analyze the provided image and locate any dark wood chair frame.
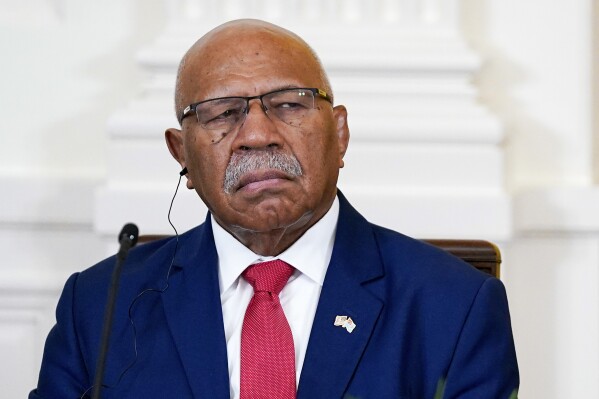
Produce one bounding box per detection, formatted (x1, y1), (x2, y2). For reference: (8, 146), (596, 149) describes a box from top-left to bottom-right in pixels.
(139, 236), (501, 278)
(423, 239), (501, 278)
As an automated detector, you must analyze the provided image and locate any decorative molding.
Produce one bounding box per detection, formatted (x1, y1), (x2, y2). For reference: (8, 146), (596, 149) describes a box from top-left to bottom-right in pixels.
(0, 293), (61, 398)
(107, 95), (502, 144)
(339, 187), (512, 240)
(0, 172), (101, 226)
(164, 0), (459, 26)
(94, 185), (511, 240)
(94, 184), (206, 235)
(0, 0), (65, 29)
(0, 269), (71, 294)
(513, 187), (599, 233)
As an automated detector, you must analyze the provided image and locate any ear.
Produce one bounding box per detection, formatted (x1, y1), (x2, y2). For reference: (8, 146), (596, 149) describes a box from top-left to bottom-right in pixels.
(332, 105), (350, 168)
(165, 128), (194, 189)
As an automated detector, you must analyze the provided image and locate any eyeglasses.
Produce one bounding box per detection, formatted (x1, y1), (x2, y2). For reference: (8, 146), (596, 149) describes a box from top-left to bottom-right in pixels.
(179, 87), (332, 134)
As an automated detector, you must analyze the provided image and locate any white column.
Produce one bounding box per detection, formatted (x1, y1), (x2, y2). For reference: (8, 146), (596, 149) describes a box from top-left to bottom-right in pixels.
(260, 0), (284, 21)
(98, 0), (508, 240)
(301, 0), (323, 23)
(381, 0), (401, 22)
(338, 0), (361, 22)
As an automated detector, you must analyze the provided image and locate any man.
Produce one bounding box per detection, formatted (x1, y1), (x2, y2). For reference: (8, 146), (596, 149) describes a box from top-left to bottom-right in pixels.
(31, 19), (519, 398)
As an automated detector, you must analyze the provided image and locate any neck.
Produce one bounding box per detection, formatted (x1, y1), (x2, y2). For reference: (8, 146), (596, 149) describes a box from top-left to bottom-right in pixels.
(214, 200), (334, 257)
(224, 211), (318, 256)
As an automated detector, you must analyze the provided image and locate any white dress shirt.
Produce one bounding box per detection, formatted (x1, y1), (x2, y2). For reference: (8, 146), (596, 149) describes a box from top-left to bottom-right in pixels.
(212, 196), (339, 399)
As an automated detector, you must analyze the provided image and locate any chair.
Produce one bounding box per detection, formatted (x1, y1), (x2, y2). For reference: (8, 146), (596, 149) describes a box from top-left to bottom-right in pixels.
(422, 239), (501, 278)
(138, 236), (501, 278)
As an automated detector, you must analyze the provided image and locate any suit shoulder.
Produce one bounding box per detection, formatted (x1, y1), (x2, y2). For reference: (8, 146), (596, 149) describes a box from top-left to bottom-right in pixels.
(370, 223), (491, 289)
(76, 224), (205, 292)
(366, 224), (506, 339)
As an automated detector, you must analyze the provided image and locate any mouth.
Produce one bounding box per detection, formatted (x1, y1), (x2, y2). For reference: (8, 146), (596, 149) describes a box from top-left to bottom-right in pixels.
(235, 169), (294, 193)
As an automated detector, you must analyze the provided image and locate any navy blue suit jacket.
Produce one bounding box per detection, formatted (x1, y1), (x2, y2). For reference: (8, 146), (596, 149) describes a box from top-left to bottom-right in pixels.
(31, 194), (518, 398)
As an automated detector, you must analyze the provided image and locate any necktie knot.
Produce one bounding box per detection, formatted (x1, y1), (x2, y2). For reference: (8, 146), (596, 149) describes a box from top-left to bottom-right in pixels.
(242, 259), (294, 295)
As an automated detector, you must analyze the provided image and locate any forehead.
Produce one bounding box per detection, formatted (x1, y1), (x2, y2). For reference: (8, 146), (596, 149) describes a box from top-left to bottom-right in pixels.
(181, 27), (324, 99)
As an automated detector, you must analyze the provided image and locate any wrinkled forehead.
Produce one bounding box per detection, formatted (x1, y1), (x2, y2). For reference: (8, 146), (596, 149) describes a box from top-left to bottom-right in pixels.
(180, 23), (325, 99)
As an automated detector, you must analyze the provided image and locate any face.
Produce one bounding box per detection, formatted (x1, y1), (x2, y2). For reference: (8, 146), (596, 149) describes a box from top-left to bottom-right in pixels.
(166, 23), (350, 245)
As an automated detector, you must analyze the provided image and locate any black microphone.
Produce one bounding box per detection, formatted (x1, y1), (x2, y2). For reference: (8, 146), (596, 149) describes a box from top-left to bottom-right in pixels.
(91, 223), (139, 399)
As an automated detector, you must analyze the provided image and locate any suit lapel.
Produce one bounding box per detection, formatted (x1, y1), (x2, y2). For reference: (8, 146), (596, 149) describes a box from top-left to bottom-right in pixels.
(298, 194), (385, 398)
(160, 217), (230, 399)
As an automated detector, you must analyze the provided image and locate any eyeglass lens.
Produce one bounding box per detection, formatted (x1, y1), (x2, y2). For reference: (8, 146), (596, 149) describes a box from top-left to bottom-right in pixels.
(195, 88), (317, 134)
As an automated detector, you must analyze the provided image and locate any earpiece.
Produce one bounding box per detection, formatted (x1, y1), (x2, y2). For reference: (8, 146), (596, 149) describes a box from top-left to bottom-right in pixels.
(179, 167), (188, 176)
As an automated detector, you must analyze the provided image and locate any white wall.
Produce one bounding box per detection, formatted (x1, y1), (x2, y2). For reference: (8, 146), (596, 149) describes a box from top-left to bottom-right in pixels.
(463, 0), (599, 397)
(1, 0), (598, 397)
(0, 1), (165, 397)
(463, 0), (594, 189)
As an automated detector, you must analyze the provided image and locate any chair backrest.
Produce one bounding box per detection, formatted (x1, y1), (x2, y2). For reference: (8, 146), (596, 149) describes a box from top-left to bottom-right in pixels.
(138, 236), (501, 278)
(422, 239), (501, 278)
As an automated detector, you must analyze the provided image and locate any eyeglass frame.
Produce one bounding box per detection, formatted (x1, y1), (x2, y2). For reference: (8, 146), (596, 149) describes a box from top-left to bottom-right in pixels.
(178, 87), (333, 126)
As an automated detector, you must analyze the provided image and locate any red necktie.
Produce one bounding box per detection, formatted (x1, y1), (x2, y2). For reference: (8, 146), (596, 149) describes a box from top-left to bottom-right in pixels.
(240, 259), (296, 399)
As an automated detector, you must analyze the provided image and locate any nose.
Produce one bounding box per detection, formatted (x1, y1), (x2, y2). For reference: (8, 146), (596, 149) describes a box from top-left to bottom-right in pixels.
(231, 99), (283, 151)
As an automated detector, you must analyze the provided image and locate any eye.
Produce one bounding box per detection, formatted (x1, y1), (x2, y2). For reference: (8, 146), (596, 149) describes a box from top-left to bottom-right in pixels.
(279, 102), (302, 109)
(214, 108), (240, 120)
(203, 106), (243, 126)
(273, 101), (309, 112)
(267, 89), (314, 111)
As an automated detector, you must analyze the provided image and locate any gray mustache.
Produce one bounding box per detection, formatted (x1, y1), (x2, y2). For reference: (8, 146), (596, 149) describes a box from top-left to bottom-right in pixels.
(224, 151), (303, 193)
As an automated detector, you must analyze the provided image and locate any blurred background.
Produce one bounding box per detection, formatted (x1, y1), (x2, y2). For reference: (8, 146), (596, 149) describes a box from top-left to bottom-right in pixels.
(1, 0), (598, 397)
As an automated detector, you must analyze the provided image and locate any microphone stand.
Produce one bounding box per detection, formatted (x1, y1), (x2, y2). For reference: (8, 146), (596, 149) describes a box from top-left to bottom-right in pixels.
(91, 224), (138, 399)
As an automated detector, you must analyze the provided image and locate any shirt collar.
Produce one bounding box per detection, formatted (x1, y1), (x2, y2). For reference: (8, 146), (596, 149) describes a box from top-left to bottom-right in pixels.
(212, 196), (340, 294)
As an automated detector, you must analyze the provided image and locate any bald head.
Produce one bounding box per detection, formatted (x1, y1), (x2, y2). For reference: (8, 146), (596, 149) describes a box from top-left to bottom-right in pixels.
(174, 19), (332, 124)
